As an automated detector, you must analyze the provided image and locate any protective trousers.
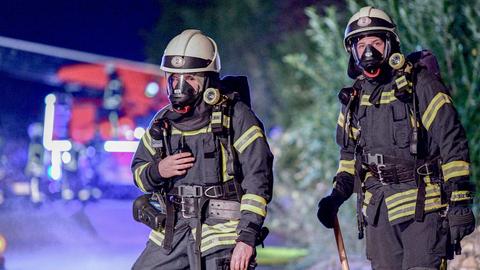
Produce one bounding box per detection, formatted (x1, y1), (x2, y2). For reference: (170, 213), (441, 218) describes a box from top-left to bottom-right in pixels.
(366, 199), (448, 270)
(132, 218), (237, 270)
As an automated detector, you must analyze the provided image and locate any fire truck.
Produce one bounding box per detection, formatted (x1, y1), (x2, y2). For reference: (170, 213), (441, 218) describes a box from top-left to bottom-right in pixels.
(0, 35), (168, 203)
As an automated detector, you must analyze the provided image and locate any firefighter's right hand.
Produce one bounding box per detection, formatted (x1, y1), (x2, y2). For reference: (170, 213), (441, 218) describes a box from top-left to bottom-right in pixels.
(317, 195), (340, 229)
(157, 152), (195, 178)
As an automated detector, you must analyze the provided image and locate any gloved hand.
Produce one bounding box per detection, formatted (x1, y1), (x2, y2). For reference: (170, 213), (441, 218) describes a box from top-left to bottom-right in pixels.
(317, 190), (347, 229)
(447, 206), (475, 244)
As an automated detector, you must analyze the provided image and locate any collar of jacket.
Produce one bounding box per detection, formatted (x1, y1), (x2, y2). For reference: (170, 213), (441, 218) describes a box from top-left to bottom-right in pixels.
(170, 100), (213, 131)
(360, 71), (396, 104)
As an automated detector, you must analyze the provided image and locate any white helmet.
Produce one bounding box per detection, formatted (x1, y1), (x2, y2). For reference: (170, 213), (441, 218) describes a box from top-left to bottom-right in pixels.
(160, 29), (221, 74)
(344, 6), (399, 52)
(343, 6), (401, 78)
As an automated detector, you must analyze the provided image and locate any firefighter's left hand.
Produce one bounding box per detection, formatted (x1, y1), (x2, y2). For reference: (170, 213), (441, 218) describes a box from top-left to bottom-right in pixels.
(447, 206), (476, 244)
(230, 241), (253, 270)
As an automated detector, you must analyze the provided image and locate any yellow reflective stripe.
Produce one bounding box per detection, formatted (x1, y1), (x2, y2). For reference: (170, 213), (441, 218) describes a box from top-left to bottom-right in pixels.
(199, 220), (239, 237)
(441, 161), (470, 182)
(149, 229), (165, 246)
(362, 190), (372, 216)
(141, 130), (155, 156)
(233, 125), (264, 154)
(337, 112), (345, 127)
(387, 190), (441, 209)
(422, 92), (452, 130)
(337, 159), (355, 175)
(423, 175), (432, 184)
(211, 111), (222, 125)
(395, 76), (408, 89)
(351, 127), (360, 139)
(364, 191), (372, 205)
(211, 113), (230, 129)
(200, 233), (237, 252)
(191, 221), (239, 239)
(241, 194), (267, 217)
(242, 194), (267, 205)
(385, 185), (440, 205)
(360, 90), (397, 106)
(134, 163), (149, 192)
(451, 190), (473, 202)
(223, 115), (231, 129)
(385, 188), (418, 203)
(190, 221), (239, 252)
(388, 197), (445, 222)
(337, 112), (359, 139)
(241, 204), (266, 217)
(171, 126), (211, 136)
(220, 144), (234, 182)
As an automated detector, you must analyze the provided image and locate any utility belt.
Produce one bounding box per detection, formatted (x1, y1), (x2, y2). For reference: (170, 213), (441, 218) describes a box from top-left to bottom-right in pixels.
(133, 181), (244, 254)
(169, 181), (242, 202)
(133, 181), (243, 229)
(357, 152), (443, 235)
(362, 152), (442, 184)
(168, 183), (242, 220)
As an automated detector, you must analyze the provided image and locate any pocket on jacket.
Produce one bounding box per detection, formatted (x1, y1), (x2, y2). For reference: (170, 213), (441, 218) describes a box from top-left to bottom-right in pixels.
(391, 104), (410, 148)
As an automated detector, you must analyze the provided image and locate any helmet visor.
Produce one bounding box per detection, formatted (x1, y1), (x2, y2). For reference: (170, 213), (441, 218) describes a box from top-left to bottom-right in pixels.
(167, 73), (205, 95)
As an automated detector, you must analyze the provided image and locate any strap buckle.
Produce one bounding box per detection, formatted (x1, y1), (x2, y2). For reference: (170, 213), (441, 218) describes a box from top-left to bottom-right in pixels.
(376, 164), (387, 184)
(364, 153), (387, 183)
(179, 196), (198, 219)
(416, 163), (433, 176)
(205, 185), (224, 198)
(365, 153), (385, 166)
(178, 185), (203, 198)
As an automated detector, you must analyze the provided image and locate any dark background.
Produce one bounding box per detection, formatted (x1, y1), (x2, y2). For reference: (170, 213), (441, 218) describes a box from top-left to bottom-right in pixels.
(0, 0), (160, 139)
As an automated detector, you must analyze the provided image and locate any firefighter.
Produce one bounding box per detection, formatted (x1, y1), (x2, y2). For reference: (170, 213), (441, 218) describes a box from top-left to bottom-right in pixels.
(131, 29), (273, 270)
(316, 6), (475, 270)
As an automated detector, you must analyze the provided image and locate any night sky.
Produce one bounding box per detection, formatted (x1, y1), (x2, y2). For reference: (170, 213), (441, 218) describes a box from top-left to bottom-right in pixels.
(0, 0), (160, 61)
(0, 0), (161, 138)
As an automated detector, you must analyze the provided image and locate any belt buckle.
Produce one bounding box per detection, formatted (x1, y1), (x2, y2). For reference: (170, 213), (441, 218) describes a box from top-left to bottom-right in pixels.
(178, 185), (203, 198)
(366, 153), (384, 166)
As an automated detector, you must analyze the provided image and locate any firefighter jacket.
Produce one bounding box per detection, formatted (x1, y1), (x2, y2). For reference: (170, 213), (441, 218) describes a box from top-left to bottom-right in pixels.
(131, 99), (274, 255)
(334, 68), (472, 225)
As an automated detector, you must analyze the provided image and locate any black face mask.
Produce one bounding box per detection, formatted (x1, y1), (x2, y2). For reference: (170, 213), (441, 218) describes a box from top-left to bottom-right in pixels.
(359, 44), (384, 74)
(167, 74), (205, 110)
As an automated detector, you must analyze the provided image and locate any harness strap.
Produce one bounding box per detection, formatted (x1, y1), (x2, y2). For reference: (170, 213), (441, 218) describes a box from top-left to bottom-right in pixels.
(194, 197), (208, 270)
(354, 148), (365, 239)
(162, 197), (175, 251)
(414, 164), (426, 222)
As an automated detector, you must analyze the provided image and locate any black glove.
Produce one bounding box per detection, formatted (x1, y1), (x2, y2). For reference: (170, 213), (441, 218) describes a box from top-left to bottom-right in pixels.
(317, 190), (347, 229)
(447, 206), (475, 244)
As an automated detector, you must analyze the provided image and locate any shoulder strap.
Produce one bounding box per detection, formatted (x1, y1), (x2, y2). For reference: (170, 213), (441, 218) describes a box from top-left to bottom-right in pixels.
(213, 97), (239, 178)
(149, 106), (173, 157)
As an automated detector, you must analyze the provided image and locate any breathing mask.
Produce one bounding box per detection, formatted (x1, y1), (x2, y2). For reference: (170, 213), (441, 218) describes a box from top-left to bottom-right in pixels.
(167, 73), (206, 111)
(356, 44), (384, 75)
